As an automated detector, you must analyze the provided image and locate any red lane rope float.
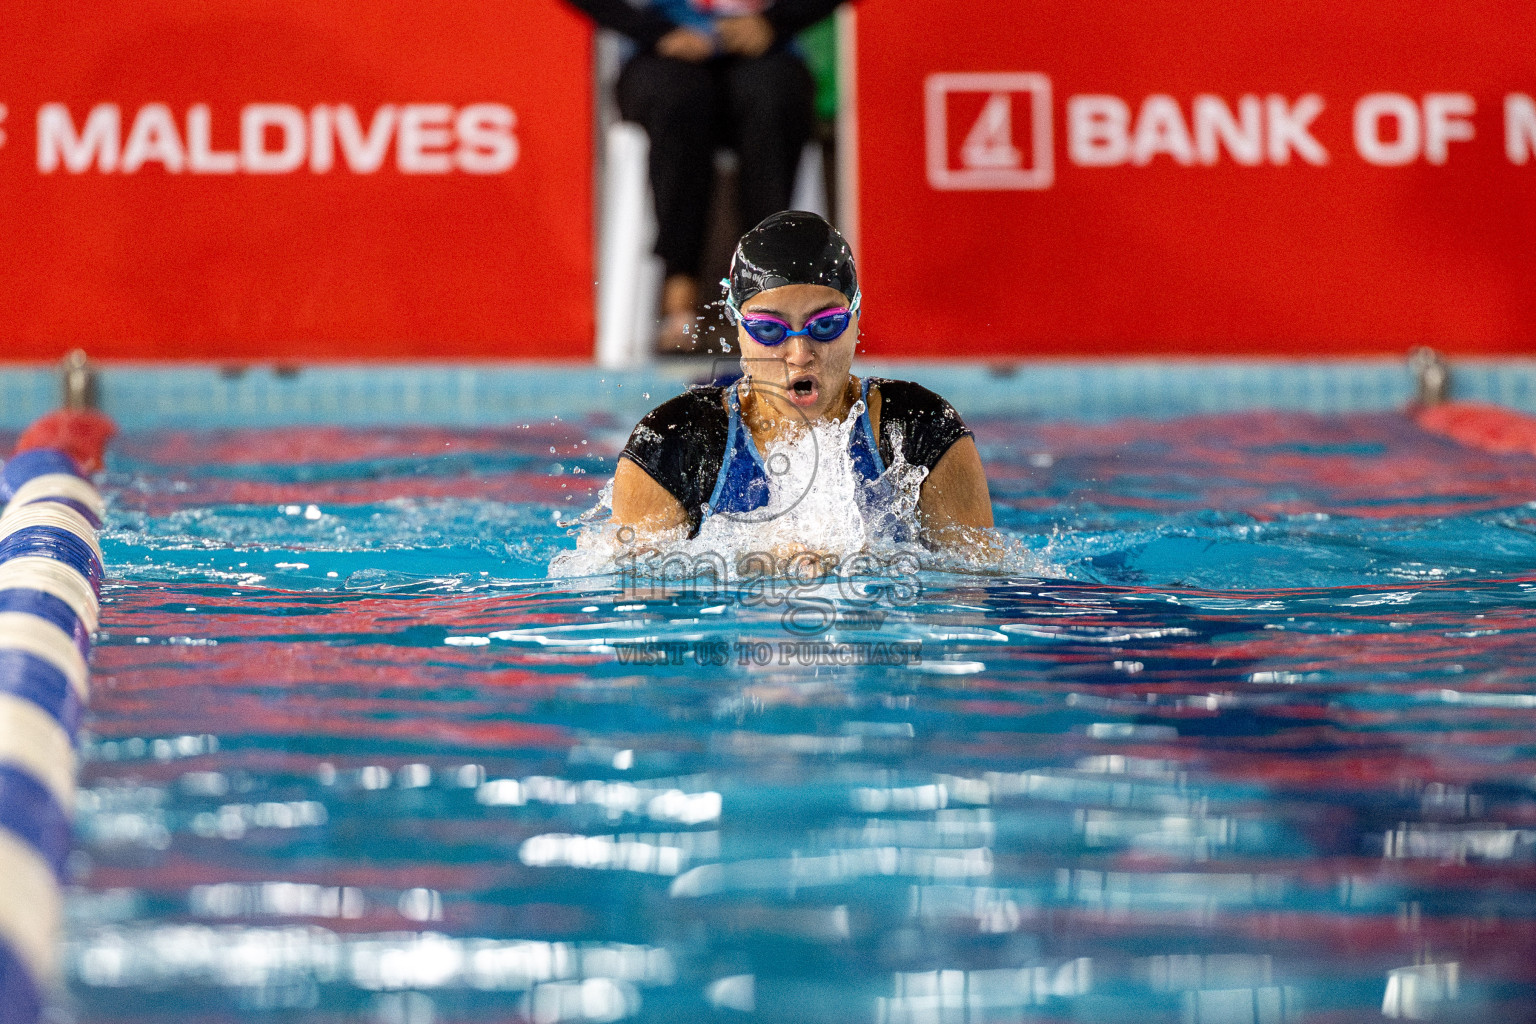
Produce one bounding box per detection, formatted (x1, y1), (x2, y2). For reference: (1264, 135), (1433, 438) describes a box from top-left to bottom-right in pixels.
(1415, 401), (1536, 459)
(14, 410), (117, 478)
(0, 408), (114, 1024)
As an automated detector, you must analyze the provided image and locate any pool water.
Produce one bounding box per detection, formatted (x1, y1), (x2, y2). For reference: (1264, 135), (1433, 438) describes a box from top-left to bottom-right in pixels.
(66, 405), (1536, 1023)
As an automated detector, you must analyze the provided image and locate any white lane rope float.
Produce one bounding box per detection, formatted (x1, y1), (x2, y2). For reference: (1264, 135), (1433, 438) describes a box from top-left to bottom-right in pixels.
(0, 439), (106, 1024)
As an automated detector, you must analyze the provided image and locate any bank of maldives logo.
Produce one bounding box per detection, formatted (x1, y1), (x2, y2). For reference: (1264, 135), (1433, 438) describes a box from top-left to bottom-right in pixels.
(925, 73), (1053, 190)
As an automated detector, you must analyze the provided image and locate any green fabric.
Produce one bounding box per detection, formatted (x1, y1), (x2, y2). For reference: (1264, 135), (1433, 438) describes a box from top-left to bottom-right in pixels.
(798, 17), (839, 122)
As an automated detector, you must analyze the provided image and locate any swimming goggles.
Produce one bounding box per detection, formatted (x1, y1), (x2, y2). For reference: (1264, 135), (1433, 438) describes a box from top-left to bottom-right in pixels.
(723, 293), (862, 347)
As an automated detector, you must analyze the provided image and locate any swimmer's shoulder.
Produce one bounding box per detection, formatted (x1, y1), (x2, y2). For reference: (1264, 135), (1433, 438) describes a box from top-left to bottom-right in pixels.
(619, 385), (731, 520)
(866, 377), (973, 471)
(622, 384), (730, 463)
(867, 377), (955, 414)
(628, 384), (729, 442)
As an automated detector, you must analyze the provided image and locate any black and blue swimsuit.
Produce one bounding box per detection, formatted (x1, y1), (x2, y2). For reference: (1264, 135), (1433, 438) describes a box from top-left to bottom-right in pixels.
(620, 376), (972, 536)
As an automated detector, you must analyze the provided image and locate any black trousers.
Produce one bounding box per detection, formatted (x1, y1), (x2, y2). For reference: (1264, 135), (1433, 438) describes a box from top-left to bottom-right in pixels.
(617, 50), (815, 280)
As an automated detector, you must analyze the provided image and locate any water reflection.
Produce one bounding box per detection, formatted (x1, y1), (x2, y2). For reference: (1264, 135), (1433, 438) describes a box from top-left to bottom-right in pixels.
(63, 416), (1536, 1020)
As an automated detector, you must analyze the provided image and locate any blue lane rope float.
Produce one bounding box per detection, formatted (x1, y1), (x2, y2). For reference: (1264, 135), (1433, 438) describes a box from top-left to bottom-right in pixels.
(0, 435), (105, 1024)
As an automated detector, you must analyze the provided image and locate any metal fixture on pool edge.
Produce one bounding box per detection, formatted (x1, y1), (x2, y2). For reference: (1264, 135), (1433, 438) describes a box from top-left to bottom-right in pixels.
(60, 350), (98, 413)
(1409, 346), (1450, 408)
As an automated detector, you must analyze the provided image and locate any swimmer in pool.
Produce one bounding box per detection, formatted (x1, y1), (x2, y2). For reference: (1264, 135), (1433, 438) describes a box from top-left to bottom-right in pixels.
(611, 210), (993, 552)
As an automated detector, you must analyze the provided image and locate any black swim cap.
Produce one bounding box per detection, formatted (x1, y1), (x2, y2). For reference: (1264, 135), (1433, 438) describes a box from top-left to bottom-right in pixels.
(725, 211), (859, 310)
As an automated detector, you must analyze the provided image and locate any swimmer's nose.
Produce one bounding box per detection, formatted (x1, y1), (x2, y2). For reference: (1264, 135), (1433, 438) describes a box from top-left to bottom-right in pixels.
(782, 336), (815, 366)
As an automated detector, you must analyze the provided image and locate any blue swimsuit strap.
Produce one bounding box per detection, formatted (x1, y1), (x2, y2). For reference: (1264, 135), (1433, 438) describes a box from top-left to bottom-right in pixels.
(727, 380), (769, 474)
(855, 377), (886, 478)
(708, 381), (767, 513)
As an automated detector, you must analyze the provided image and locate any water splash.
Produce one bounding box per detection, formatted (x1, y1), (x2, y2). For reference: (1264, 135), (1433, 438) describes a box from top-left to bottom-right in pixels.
(551, 402), (1047, 580)
(694, 399), (913, 559)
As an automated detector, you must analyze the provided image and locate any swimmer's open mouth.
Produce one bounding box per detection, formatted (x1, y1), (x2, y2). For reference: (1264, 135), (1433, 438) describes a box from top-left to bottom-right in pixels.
(788, 376), (819, 406)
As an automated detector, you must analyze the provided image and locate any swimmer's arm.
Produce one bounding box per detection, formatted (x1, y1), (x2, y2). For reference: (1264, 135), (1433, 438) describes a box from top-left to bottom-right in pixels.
(917, 437), (997, 547)
(611, 457), (693, 536)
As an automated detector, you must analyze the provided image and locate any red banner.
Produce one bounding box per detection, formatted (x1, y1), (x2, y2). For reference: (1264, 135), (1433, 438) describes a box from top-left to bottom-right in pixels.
(849, 0), (1536, 357)
(0, 1), (592, 361)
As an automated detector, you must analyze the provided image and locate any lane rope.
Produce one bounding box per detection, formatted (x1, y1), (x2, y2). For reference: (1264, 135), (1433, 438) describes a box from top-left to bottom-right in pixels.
(0, 407), (113, 1024)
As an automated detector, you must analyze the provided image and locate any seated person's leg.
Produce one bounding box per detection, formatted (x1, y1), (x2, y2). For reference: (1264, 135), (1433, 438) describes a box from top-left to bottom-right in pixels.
(617, 53), (721, 352)
(724, 51), (815, 229)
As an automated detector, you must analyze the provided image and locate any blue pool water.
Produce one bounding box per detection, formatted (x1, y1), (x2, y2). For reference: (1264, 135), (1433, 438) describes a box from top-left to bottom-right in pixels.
(62, 386), (1536, 1023)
